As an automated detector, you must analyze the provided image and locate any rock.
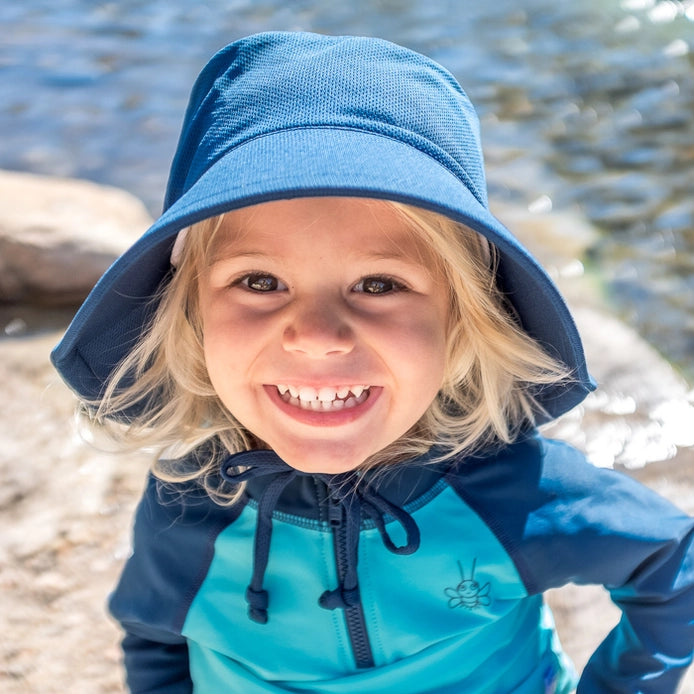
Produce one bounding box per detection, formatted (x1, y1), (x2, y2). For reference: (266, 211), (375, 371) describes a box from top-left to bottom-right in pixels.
(0, 170), (153, 305)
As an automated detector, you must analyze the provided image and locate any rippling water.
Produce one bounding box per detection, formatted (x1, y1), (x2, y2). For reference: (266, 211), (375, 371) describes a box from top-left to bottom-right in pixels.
(1, 0), (693, 376)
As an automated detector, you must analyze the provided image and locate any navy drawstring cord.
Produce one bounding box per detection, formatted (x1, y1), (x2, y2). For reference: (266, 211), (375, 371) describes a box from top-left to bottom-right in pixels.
(318, 474), (420, 611)
(221, 455), (297, 624)
(221, 454), (421, 623)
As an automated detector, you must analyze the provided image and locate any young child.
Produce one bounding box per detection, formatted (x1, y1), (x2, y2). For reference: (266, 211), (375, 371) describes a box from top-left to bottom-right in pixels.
(52, 32), (694, 693)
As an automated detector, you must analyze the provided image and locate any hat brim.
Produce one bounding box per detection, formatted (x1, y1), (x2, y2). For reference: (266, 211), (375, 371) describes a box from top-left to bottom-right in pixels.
(51, 127), (594, 419)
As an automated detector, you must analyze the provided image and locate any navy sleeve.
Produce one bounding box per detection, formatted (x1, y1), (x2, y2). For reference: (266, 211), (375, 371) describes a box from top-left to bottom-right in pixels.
(109, 473), (244, 693)
(447, 435), (694, 692)
(120, 631), (192, 694)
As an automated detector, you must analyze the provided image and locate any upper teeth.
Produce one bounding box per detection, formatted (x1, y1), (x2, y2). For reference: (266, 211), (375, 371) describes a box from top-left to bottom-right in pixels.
(277, 385), (369, 402)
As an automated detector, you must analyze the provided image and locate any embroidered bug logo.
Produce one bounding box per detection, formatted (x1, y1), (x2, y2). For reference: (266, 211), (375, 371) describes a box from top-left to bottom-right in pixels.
(445, 558), (491, 610)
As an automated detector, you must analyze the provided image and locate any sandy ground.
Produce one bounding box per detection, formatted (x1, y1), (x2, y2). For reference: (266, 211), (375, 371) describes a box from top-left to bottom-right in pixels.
(2, 203), (694, 691)
(0, 327), (150, 693)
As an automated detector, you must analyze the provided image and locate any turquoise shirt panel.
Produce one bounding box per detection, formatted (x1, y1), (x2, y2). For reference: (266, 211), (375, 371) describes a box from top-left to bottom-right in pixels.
(359, 484), (529, 666)
(182, 504), (354, 679)
(187, 610), (573, 694)
(183, 484), (576, 693)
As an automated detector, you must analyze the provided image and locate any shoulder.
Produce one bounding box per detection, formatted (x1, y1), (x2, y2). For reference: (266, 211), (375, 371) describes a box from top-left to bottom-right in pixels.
(132, 471), (242, 540)
(446, 432), (646, 504)
(110, 462), (248, 636)
(444, 433), (592, 505)
(444, 433), (693, 592)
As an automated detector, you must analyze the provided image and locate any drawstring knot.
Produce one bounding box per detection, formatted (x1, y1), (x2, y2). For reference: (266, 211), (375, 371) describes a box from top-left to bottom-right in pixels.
(221, 453), (421, 623)
(317, 473), (420, 612)
(245, 586), (269, 624)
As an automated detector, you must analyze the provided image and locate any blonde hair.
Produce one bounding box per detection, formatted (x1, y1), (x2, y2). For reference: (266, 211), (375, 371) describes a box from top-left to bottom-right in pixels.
(88, 200), (569, 500)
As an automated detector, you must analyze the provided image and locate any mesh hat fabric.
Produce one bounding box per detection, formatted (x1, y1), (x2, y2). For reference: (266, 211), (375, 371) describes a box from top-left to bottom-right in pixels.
(51, 31), (595, 420)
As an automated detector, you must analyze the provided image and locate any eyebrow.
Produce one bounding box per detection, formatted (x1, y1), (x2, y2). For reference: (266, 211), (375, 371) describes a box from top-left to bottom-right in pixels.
(211, 248), (420, 265)
(209, 249), (273, 266)
(361, 250), (419, 262)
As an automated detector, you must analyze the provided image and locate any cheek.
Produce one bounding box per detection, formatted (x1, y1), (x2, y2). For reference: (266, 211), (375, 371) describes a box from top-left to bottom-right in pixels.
(413, 316), (449, 406)
(371, 309), (449, 409)
(200, 313), (245, 389)
(399, 308), (449, 370)
(201, 304), (280, 404)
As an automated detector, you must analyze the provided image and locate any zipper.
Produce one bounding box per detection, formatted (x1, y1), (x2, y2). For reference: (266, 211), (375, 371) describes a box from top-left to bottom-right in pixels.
(328, 493), (375, 669)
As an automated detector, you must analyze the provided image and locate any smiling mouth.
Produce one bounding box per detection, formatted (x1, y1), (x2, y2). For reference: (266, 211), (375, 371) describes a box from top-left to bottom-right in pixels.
(275, 385), (371, 412)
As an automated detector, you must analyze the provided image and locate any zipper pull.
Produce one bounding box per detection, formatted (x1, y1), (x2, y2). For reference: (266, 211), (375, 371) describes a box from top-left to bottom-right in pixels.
(328, 494), (343, 527)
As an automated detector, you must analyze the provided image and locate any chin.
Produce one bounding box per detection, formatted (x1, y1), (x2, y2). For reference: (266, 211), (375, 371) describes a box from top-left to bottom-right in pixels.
(276, 443), (371, 475)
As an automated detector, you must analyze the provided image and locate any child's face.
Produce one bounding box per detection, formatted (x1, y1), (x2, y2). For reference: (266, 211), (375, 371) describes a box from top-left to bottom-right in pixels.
(198, 197), (450, 474)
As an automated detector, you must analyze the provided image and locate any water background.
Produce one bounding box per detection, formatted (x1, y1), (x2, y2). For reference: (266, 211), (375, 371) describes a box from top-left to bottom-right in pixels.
(2, 0), (693, 378)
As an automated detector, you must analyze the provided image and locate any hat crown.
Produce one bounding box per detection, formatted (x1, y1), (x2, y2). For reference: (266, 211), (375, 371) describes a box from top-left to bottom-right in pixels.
(165, 32), (487, 211)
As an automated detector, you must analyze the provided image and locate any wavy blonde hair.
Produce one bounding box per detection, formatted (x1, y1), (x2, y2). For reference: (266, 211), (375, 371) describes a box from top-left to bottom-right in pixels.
(88, 200), (569, 499)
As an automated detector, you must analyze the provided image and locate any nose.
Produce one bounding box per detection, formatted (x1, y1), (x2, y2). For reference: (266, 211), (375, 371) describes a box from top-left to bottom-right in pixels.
(282, 298), (355, 358)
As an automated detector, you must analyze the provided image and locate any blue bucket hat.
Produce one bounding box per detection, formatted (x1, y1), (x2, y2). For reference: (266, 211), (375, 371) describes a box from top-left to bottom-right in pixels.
(51, 31), (594, 420)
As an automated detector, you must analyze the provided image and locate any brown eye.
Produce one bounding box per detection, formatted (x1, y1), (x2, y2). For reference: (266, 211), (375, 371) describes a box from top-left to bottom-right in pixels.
(242, 274), (284, 292)
(354, 276), (404, 294)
